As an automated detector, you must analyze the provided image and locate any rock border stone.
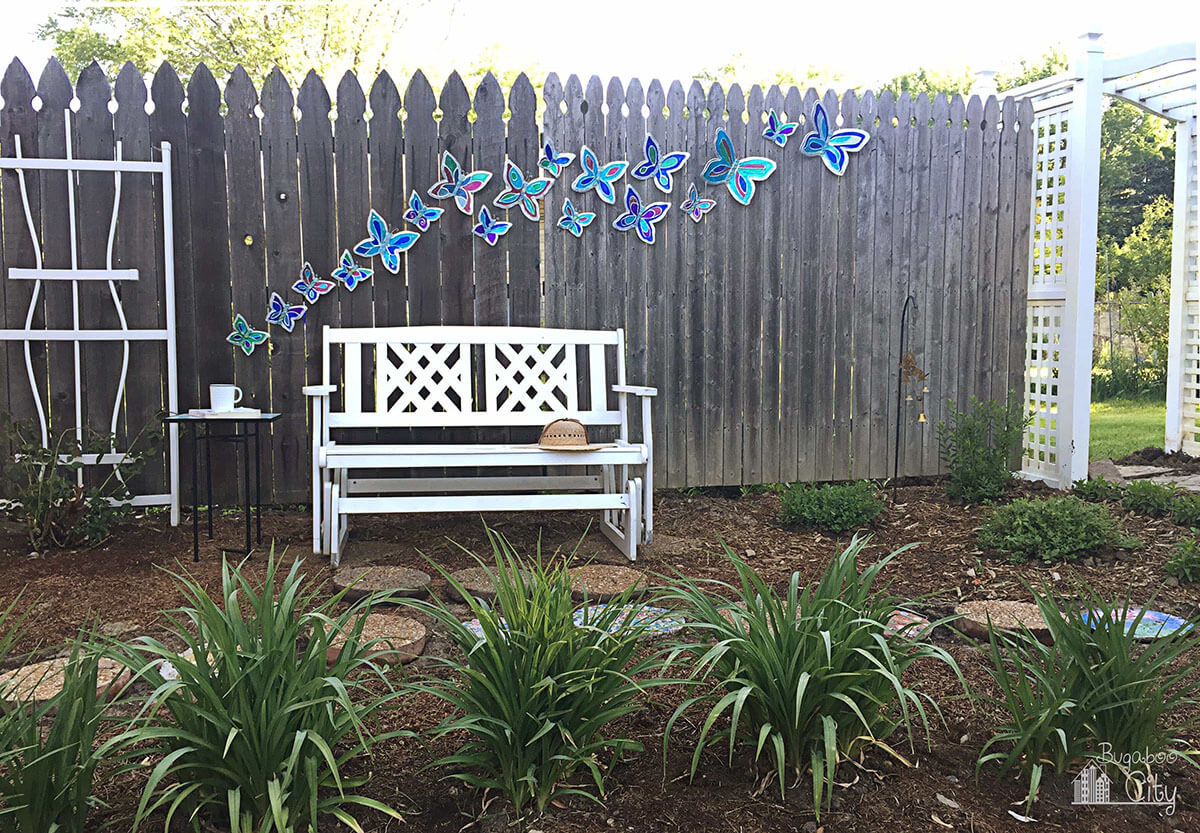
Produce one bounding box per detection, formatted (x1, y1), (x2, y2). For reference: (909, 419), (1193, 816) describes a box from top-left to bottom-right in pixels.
(326, 613), (427, 666)
(0, 656), (131, 707)
(954, 600), (1050, 643)
(333, 565), (432, 601)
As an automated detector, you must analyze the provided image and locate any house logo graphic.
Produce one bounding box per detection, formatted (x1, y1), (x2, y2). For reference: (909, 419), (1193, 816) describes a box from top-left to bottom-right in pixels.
(1072, 760), (1176, 815)
(1073, 764), (1112, 805)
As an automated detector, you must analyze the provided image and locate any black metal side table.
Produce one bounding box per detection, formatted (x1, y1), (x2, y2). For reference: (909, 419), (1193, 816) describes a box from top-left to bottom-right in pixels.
(163, 413), (281, 562)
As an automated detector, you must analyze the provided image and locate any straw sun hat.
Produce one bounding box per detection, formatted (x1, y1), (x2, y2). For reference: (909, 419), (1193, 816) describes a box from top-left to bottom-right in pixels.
(537, 417), (607, 451)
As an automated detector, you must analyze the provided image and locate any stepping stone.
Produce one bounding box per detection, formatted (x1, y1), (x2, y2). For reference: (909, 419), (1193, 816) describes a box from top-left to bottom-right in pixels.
(954, 600), (1050, 643)
(446, 566), (530, 603)
(333, 565), (432, 601)
(569, 564), (647, 601)
(0, 656), (130, 708)
(1080, 606), (1193, 640)
(1152, 474), (1200, 491)
(326, 612), (426, 666)
(573, 604), (686, 638)
(886, 609), (933, 639)
(1115, 464), (1174, 480)
(463, 604), (686, 642)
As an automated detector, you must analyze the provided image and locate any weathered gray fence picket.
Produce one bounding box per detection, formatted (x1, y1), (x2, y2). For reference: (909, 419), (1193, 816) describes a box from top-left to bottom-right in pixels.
(0, 58), (1033, 503)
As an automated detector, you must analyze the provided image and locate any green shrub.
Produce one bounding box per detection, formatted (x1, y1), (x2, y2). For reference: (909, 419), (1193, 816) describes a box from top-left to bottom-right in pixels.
(0, 414), (154, 550)
(1121, 479), (1177, 516)
(1071, 476), (1124, 503)
(402, 531), (665, 814)
(778, 479), (884, 532)
(1166, 538), (1200, 582)
(937, 393), (1029, 502)
(0, 632), (134, 833)
(1172, 494), (1200, 527)
(124, 551), (404, 833)
(977, 497), (1139, 563)
(659, 537), (961, 819)
(979, 583), (1200, 810)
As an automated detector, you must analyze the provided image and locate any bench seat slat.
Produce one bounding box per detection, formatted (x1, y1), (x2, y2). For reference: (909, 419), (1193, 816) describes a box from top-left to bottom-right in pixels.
(336, 492), (629, 514)
(324, 443), (647, 469)
(326, 410), (622, 428)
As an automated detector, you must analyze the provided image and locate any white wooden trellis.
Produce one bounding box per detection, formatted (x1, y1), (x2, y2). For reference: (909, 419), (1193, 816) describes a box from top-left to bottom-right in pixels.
(0, 110), (180, 522)
(1006, 34), (1198, 487)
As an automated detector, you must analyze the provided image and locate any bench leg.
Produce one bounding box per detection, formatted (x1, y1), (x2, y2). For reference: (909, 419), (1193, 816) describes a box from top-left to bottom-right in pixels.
(329, 482), (342, 567)
(598, 476), (639, 562)
(321, 476), (333, 555)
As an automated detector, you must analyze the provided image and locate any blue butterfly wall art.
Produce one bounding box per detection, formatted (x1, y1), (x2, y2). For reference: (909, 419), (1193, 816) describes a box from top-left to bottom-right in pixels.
(612, 185), (669, 245)
(227, 313), (268, 356)
(403, 191), (443, 232)
(539, 140), (575, 178)
(631, 133), (688, 193)
(292, 262), (336, 303)
(680, 183), (716, 223)
(354, 209), (418, 274)
(331, 249), (373, 291)
(557, 198), (595, 238)
(571, 145), (628, 204)
(473, 206), (512, 247)
(428, 150), (492, 214)
(265, 291), (306, 333)
(801, 102), (870, 176)
(701, 129), (776, 206)
(762, 108), (799, 147)
(493, 160), (555, 222)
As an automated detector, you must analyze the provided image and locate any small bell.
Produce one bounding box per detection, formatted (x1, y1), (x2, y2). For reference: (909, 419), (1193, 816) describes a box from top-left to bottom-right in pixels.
(918, 413), (927, 423)
(905, 394), (914, 402)
(922, 385), (930, 393)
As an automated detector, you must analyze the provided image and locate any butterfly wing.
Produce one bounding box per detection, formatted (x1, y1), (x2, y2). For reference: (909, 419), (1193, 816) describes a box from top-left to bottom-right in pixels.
(631, 134), (660, 180)
(353, 210), (386, 258)
(729, 157), (777, 206)
(821, 145), (849, 176)
(827, 129), (870, 151)
(594, 160), (628, 204)
(380, 229), (420, 274)
(634, 201), (669, 245)
(702, 130), (737, 184)
(504, 159), (526, 192)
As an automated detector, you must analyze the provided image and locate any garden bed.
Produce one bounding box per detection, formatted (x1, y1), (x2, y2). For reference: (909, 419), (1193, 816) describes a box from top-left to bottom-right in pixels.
(2, 481), (1199, 832)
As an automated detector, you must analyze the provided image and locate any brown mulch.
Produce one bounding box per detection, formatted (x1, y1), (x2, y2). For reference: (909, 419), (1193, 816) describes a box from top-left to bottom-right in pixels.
(3, 481), (1200, 832)
(1117, 446), (1200, 475)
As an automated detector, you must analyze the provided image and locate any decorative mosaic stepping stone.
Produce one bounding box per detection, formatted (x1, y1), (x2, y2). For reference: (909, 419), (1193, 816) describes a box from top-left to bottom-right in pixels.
(326, 612), (426, 666)
(0, 656), (130, 707)
(447, 567), (530, 603)
(573, 604), (686, 638)
(569, 565), (648, 602)
(1080, 606), (1194, 640)
(886, 609), (933, 639)
(462, 604), (686, 642)
(954, 600), (1050, 643)
(333, 565), (432, 601)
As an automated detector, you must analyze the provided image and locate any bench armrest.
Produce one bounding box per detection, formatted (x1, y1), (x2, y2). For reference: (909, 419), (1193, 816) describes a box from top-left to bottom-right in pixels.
(612, 384), (657, 397)
(303, 384), (337, 396)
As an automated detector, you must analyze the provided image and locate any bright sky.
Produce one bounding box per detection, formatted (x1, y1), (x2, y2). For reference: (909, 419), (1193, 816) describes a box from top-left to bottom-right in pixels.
(0, 0), (1196, 87)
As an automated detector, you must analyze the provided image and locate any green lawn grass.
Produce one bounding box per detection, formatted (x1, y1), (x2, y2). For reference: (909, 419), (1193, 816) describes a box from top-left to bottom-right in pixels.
(1090, 397), (1165, 461)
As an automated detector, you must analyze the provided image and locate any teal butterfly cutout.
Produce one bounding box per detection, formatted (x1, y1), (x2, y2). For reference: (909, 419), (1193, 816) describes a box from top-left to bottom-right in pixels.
(493, 160), (554, 222)
(701, 128), (776, 206)
(227, 313), (268, 356)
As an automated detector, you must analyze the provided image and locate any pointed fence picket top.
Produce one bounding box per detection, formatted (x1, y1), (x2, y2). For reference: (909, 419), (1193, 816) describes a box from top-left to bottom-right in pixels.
(0, 59), (1033, 501)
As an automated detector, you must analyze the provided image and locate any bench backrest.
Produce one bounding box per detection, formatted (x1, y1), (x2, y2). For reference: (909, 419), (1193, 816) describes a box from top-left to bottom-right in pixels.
(321, 325), (627, 429)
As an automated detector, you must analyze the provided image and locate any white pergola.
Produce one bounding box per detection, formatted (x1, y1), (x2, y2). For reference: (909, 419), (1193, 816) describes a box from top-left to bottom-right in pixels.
(1002, 34), (1198, 487)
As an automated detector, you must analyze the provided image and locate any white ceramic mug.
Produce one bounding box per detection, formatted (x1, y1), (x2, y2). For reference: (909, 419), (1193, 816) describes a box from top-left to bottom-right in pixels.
(210, 384), (243, 412)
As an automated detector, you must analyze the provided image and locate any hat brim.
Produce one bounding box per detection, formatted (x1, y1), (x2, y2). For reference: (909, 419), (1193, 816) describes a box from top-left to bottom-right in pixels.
(534, 442), (611, 451)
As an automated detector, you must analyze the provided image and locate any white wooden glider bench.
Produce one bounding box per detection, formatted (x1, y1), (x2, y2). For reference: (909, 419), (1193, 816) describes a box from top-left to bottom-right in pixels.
(304, 326), (656, 565)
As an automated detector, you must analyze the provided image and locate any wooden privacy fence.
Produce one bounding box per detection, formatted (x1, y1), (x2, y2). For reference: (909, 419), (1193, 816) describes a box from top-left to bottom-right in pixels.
(0, 58), (1032, 504)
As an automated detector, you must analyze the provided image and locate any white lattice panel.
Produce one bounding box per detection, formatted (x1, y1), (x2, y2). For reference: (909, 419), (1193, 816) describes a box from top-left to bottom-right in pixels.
(1025, 304), (1063, 477)
(1183, 118), (1200, 453)
(485, 342), (578, 413)
(377, 342), (471, 415)
(1031, 109), (1070, 288)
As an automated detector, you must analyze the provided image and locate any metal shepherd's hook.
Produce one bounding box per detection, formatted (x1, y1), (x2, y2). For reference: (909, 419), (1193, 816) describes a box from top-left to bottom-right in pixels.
(893, 295), (918, 502)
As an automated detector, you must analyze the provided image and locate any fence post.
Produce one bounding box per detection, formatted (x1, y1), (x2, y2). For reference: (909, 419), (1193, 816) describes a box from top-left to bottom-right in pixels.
(1166, 117), (1193, 452)
(1057, 33), (1104, 486)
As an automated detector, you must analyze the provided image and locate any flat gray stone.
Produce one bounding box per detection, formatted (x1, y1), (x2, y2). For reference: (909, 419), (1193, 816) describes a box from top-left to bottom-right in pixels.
(1087, 460), (1125, 483)
(1152, 474), (1200, 491)
(1116, 465), (1174, 480)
